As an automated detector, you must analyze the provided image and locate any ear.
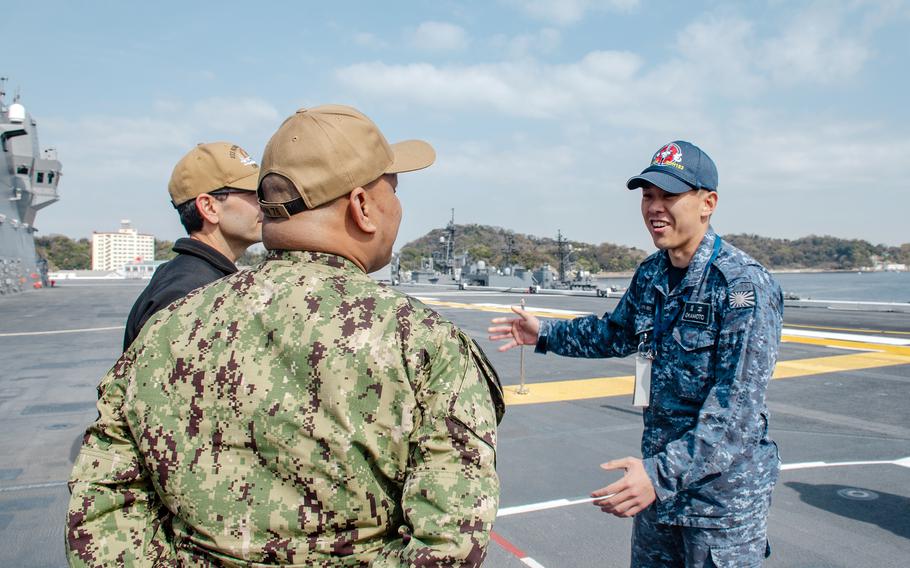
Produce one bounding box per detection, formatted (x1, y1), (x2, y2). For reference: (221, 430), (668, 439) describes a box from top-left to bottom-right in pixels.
(348, 187), (377, 234)
(701, 190), (718, 219)
(195, 194), (220, 225)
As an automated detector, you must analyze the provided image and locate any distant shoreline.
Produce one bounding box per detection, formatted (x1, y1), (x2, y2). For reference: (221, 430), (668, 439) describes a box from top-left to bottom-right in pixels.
(593, 268), (908, 278)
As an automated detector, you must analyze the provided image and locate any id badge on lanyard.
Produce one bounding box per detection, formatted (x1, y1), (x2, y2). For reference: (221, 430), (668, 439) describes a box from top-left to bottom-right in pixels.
(633, 235), (722, 409)
(633, 332), (654, 407)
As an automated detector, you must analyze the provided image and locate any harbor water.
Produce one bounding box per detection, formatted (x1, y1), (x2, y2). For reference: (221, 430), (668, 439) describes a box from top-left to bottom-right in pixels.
(596, 270), (910, 303)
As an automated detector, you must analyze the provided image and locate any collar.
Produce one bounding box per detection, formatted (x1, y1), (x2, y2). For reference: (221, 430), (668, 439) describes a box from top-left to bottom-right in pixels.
(173, 237), (237, 274)
(265, 250), (365, 273)
(653, 226), (718, 298)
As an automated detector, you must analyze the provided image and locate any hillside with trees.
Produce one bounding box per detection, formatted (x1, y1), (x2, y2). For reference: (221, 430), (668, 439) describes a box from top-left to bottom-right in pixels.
(398, 224), (648, 273)
(31, 231), (910, 273)
(35, 235), (177, 270)
(723, 234), (910, 270)
(399, 225), (910, 273)
(34, 235), (91, 271)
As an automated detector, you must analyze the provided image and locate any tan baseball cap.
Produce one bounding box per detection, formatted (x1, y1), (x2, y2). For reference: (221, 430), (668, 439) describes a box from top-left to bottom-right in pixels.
(168, 142), (260, 206)
(258, 105), (435, 217)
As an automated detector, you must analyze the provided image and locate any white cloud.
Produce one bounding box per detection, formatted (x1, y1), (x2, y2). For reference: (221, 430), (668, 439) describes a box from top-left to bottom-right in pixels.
(47, 96), (279, 180)
(718, 110), (906, 192)
(411, 21), (469, 51)
(702, 109), (910, 244)
(505, 0), (640, 25)
(759, 6), (871, 84)
(338, 1), (893, 132)
(353, 32), (388, 49)
(336, 50), (645, 120)
(191, 97), (280, 134)
(37, 97), (280, 239)
(492, 28), (562, 59)
(672, 15), (766, 97)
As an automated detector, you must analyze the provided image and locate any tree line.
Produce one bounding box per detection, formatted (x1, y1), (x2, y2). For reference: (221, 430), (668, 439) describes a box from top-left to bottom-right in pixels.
(34, 235), (177, 271)
(33, 230), (910, 273)
(723, 234), (910, 270)
(399, 224), (649, 273)
(399, 225), (910, 273)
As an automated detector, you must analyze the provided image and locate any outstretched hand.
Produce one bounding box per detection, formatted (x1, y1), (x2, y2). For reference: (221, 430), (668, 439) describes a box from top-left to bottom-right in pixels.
(591, 457), (656, 518)
(487, 306), (541, 352)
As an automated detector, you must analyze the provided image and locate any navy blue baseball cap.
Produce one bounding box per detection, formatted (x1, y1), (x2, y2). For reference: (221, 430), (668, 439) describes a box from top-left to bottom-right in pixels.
(626, 140), (718, 194)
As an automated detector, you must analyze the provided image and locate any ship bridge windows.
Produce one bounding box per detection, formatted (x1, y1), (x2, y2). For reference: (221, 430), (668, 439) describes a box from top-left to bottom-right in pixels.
(47, 172), (55, 184)
(17, 165), (29, 175)
(36, 172), (44, 183)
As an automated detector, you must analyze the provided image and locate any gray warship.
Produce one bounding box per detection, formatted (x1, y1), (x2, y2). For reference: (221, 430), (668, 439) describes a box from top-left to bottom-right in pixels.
(0, 78), (61, 295)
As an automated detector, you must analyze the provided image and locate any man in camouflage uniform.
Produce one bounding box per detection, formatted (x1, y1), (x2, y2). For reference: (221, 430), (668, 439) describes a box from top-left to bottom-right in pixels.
(490, 141), (782, 567)
(67, 105), (505, 566)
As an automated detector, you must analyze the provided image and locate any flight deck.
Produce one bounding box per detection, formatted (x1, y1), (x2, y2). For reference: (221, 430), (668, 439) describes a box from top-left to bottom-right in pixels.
(1, 281), (907, 567)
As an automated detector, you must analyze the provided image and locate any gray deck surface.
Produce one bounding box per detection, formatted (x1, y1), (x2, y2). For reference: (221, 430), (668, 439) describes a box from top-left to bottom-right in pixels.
(1, 281), (907, 567)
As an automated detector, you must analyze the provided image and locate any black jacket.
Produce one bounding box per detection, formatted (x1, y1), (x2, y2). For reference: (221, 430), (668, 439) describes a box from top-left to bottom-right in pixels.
(123, 238), (237, 350)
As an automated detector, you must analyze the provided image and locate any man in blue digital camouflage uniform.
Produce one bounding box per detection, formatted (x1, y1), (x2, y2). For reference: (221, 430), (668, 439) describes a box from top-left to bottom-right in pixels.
(489, 141), (782, 567)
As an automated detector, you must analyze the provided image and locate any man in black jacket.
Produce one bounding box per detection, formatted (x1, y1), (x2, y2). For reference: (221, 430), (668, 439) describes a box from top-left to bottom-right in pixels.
(123, 142), (263, 349)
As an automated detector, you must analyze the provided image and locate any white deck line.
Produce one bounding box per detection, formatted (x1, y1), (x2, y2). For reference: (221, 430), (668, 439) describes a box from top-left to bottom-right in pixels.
(0, 480), (68, 493)
(0, 325), (124, 337)
(415, 298), (910, 346)
(497, 457), (910, 518)
(823, 345), (883, 352)
(498, 496), (599, 517)
(780, 327), (910, 346)
(781, 457), (910, 471)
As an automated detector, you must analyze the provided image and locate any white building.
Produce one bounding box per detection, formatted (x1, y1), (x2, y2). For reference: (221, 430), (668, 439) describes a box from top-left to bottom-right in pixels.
(122, 259), (166, 279)
(91, 220), (155, 271)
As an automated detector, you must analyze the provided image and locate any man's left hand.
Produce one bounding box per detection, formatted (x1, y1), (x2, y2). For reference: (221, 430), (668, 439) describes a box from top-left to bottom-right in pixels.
(591, 457), (656, 517)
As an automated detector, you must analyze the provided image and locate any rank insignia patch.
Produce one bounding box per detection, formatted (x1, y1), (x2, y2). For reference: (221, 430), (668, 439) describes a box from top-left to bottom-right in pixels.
(729, 289), (755, 309)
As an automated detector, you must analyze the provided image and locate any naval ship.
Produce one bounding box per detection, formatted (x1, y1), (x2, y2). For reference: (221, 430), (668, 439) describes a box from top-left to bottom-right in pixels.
(0, 78), (61, 294)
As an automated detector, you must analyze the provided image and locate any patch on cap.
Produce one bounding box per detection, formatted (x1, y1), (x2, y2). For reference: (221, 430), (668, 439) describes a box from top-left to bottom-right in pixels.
(652, 143), (684, 171)
(231, 145), (258, 168)
(627, 139), (718, 193)
(168, 142), (260, 205)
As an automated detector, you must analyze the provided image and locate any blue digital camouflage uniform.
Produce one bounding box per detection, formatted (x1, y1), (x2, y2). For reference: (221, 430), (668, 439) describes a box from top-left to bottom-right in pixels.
(66, 251), (505, 567)
(536, 228), (782, 566)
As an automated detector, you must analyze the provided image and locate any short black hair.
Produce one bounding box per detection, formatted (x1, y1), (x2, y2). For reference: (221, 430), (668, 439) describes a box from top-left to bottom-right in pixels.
(175, 192), (228, 234)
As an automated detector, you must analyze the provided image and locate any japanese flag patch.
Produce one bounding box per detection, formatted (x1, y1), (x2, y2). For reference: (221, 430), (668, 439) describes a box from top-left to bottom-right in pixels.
(729, 283), (756, 309)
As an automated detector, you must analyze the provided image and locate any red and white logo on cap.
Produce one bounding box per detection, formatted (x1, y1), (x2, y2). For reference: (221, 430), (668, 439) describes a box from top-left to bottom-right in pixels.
(653, 143), (682, 168)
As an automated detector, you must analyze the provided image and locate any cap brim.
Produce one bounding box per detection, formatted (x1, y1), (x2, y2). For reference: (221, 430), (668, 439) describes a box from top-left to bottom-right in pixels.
(626, 171), (693, 194)
(226, 169), (260, 191)
(386, 140), (436, 174)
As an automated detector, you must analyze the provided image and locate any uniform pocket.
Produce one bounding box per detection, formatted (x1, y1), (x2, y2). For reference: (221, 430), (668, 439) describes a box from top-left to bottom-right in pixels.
(708, 538), (768, 568)
(671, 326), (716, 400)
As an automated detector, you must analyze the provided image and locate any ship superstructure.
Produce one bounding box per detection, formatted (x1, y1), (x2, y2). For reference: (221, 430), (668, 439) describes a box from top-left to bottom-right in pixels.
(0, 79), (61, 294)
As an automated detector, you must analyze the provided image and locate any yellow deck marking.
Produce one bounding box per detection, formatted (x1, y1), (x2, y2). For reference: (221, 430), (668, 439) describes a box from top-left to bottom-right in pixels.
(504, 375), (637, 405)
(786, 323), (910, 336)
(779, 335), (910, 356)
(419, 299), (581, 319)
(416, 296), (910, 406)
(504, 350), (910, 406)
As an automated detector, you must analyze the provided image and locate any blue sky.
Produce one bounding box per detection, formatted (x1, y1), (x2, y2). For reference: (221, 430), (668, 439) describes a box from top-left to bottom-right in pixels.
(6, 0), (909, 252)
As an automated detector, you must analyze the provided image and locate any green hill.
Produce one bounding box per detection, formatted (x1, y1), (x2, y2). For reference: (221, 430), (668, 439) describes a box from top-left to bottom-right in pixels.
(33, 230), (910, 273)
(398, 224), (647, 273)
(399, 226), (910, 272)
(723, 234), (910, 270)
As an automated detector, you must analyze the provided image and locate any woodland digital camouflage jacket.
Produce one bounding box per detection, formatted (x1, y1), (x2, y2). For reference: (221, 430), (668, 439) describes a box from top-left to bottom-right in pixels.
(67, 251), (504, 567)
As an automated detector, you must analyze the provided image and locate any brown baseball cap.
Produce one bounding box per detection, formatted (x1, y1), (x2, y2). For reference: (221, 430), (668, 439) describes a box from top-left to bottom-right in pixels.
(168, 142), (260, 206)
(258, 105), (435, 218)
